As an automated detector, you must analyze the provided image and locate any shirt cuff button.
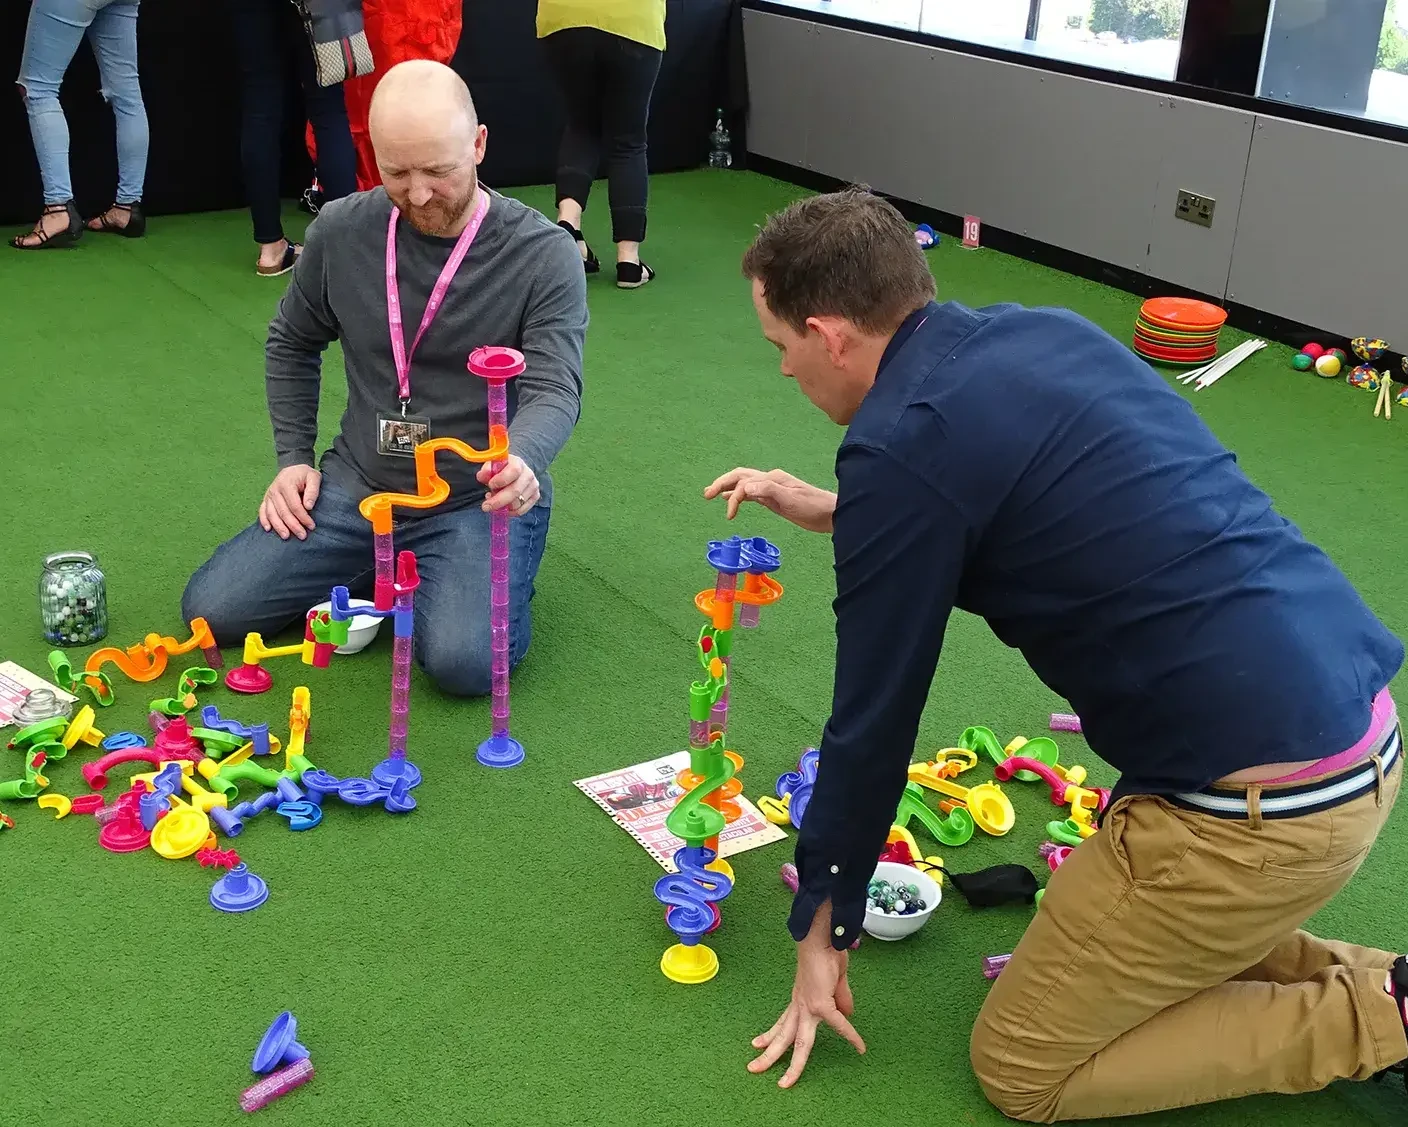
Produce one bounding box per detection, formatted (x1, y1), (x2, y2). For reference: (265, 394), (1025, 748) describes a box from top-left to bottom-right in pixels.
(830, 865), (839, 874)
(834, 926), (845, 936)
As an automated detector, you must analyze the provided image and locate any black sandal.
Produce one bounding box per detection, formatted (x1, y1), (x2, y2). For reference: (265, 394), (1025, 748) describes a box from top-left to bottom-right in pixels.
(616, 260), (655, 290)
(87, 202), (146, 238)
(557, 220), (600, 274)
(10, 202), (83, 250)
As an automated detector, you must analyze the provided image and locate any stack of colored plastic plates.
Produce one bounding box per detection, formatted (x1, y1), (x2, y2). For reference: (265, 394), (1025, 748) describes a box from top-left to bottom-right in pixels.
(1133, 297), (1228, 366)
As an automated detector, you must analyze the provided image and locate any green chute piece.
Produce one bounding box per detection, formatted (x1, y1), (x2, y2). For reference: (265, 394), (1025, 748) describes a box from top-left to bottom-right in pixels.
(47, 650), (114, 707)
(896, 781), (974, 846)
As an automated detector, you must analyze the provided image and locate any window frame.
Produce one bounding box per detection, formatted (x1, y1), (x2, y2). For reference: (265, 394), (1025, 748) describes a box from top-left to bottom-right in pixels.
(745, 0), (1408, 145)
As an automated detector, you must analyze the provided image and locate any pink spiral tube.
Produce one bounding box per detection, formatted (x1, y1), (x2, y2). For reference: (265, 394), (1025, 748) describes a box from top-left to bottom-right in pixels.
(469, 345), (527, 769)
(389, 588), (414, 761)
(240, 1058), (314, 1113)
(373, 531), (396, 611)
(487, 380), (512, 742)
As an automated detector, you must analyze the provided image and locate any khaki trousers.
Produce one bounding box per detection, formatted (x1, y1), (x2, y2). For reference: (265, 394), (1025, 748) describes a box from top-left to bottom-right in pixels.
(971, 746), (1405, 1122)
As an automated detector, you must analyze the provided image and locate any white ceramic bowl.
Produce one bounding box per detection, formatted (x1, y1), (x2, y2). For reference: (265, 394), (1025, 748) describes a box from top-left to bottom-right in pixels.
(862, 861), (942, 941)
(309, 599), (383, 655)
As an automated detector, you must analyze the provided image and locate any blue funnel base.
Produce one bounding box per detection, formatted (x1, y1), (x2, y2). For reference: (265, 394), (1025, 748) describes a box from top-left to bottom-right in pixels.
(371, 758), (422, 788)
(476, 735), (525, 769)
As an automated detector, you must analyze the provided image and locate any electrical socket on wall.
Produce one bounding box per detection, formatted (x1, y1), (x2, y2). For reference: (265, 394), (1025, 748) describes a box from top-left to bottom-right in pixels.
(1175, 190), (1215, 228)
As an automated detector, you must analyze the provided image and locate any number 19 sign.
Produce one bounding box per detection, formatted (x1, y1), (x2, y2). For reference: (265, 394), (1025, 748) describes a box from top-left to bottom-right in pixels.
(962, 215), (982, 249)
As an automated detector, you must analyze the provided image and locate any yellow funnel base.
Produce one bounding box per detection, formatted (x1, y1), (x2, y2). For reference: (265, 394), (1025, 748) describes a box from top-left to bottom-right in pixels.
(661, 943), (719, 984)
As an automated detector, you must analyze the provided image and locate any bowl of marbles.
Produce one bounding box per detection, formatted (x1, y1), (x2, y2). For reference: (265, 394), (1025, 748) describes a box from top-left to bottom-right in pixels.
(863, 861), (941, 941)
(308, 599), (383, 655)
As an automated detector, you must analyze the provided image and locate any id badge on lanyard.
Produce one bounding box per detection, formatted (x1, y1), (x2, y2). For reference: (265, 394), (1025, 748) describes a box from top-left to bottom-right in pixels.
(378, 190), (490, 457)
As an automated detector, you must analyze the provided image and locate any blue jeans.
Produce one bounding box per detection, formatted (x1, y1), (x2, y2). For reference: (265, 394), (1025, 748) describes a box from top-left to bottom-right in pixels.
(226, 0), (357, 244)
(181, 477), (551, 698)
(18, 0), (148, 205)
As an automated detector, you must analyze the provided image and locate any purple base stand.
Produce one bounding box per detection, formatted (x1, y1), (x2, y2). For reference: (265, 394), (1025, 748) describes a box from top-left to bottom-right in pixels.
(371, 757), (422, 788)
(252, 1011), (310, 1074)
(211, 864), (269, 913)
(476, 734), (524, 769)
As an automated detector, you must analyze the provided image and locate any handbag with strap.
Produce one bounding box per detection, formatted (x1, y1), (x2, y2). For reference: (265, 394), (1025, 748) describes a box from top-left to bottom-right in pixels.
(291, 0), (375, 87)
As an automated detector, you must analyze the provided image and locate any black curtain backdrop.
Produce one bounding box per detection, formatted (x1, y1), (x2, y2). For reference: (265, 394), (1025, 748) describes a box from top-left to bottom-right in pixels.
(0, 0), (744, 226)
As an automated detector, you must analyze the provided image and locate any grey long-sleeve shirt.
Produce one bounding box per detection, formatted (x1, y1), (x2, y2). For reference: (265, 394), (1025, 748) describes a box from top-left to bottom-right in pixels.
(265, 186), (587, 512)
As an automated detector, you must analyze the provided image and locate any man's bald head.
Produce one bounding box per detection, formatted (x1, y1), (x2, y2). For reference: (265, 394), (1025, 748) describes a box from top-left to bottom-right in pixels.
(370, 60), (477, 144)
(370, 61), (489, 236)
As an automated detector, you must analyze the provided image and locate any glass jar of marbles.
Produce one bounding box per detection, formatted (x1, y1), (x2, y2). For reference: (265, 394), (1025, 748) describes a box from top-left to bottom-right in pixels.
(39, 550), (108, 645)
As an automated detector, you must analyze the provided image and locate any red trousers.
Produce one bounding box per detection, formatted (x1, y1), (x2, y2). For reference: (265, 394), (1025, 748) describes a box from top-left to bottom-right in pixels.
(306, 0), (462, 190)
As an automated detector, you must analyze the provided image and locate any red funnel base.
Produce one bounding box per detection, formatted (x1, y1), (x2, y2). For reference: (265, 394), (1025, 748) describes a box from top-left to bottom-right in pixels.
(225, 664), (273, 694)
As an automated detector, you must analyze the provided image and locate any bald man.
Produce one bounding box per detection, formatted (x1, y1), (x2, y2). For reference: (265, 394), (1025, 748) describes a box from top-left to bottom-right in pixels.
(183, 61), (587, 696)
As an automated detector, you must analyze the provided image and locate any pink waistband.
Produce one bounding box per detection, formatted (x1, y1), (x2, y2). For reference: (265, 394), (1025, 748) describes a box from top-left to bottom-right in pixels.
(1263, 688), (1397, 784)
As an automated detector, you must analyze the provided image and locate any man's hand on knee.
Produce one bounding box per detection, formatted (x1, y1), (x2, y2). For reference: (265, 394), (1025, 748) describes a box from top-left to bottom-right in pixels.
(260, 465), (322, 540)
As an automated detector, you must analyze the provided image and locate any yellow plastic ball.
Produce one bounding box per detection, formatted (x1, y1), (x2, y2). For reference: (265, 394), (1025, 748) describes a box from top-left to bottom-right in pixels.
(1314, 354), (1342, 378)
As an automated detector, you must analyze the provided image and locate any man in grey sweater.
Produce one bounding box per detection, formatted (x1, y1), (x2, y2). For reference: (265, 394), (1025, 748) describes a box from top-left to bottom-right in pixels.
(183, 61), (587, 696)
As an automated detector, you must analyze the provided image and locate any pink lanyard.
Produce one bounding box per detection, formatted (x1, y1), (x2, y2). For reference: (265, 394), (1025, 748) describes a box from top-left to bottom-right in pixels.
(385, 189), (490, 408)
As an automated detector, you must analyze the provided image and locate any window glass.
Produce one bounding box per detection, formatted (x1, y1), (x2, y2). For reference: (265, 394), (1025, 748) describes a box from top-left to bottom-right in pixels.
(757, 0), (1189, 80)
(1259, 0), (1408, 128)
(1034, 0), (1189, 79)
(758, 0), (924, 33)
(918, 0), (1029, 44)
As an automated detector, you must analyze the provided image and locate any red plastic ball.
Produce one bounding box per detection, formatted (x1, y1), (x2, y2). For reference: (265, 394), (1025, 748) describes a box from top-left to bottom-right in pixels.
(1301, 343), (1325, 360)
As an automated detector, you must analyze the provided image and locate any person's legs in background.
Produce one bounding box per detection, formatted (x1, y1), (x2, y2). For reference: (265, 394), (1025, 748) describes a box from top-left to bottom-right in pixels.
(400, 503), (550, 697)
(226, 0), (297, 274)
(542, 27), (603, 273)
(83, 0), (149, 236)
(597, 32), (661, 287)
(12, 0), (96, 249)
(291, 7), (356, 207)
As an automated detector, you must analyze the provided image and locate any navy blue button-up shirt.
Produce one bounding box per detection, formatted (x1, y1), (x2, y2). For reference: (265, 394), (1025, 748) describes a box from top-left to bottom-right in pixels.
(789, 301), (1403, 947)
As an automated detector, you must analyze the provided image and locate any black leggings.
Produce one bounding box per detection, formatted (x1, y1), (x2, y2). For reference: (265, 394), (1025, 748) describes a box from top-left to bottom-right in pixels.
(541, 27), (662, 245)
(226, 0), (357, 245)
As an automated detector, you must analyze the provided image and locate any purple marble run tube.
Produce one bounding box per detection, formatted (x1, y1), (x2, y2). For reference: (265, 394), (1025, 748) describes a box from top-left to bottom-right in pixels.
(239, 1058), (314, 1113)
(1050, 712), (1082, 734)
(982, 954), (1011, 980)
(739, 602), (760, 628)
(689, 719), (710, 750)
(469, 346), (526, 769)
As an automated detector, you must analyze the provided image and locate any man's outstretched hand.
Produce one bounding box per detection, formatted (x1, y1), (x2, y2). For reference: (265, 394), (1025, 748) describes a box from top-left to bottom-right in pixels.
(749, 902), (867, 1088)
(261, 464), (322, 540)
(705, 467), (838, 534)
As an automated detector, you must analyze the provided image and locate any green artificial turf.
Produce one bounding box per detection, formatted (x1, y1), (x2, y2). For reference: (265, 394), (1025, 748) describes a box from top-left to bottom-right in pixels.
(1, 170), (1406, 1127)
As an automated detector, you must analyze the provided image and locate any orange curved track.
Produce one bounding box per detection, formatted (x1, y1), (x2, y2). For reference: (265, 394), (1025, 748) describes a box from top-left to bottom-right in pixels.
(359, 432), (508, 533)
(83, 618), (219, 690)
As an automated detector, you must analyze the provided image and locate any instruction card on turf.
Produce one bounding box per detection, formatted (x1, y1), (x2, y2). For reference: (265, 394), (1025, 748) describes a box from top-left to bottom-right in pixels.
(0, 661), (76, 727)
(575, 750), (787, 872)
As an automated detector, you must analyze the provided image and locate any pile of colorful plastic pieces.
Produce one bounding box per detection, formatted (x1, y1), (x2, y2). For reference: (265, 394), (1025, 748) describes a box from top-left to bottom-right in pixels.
(3, 682), (418, 913)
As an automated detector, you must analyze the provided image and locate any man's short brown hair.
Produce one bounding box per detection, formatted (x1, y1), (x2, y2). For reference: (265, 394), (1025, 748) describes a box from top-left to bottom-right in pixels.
(741, 186), (937, 335)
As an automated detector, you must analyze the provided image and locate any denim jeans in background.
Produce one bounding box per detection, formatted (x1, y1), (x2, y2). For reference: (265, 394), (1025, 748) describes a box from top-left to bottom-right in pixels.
(18, 0), (148, 206)
(180, 476), (551, 698)
(225, 0), (357, 244)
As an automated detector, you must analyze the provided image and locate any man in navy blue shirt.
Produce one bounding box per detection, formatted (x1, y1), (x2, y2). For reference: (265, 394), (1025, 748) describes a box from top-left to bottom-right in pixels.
(709, 187), (1405, 1120)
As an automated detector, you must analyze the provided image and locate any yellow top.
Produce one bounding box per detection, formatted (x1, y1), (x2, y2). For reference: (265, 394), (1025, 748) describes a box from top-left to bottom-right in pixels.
(536, 0), (667, 52)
